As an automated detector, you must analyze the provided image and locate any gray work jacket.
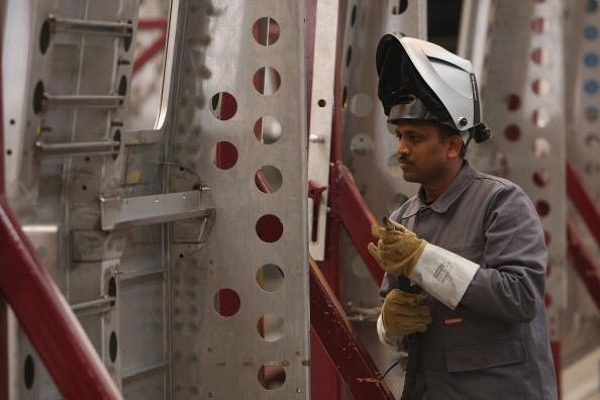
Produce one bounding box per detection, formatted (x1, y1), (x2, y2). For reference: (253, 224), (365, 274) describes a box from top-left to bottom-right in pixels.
(380, 161), (558, 400)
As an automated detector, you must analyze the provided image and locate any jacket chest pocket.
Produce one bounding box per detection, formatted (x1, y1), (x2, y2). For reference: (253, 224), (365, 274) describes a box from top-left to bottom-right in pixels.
(445, 337), (528, 372)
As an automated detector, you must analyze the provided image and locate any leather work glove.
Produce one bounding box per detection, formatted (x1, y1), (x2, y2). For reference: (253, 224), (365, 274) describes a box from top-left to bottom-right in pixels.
(368, 217), (426, 276)
(381, 289), (432, 336)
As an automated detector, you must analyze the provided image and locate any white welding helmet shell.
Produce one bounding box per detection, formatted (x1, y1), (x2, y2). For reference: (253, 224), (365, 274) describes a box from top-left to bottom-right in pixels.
(376, 33), (483, 134)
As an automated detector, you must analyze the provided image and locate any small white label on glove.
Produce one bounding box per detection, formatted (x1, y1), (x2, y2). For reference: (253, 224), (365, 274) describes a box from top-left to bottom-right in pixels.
(408, 243), (479, 310)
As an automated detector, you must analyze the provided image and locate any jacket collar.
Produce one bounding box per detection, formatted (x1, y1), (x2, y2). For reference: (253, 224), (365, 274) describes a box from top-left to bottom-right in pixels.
(402, 160), (477, 217)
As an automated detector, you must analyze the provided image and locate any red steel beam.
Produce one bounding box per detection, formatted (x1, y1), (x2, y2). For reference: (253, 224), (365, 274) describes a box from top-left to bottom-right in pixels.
(133, 32), (167, 74)
(566, 219), (600, 310)
(330, 162), (384, 285)
(310, 257), (395, 399)
(0, 198), (122, 399)
(138, 18), (168, 30)
(566, 158), (600, 248)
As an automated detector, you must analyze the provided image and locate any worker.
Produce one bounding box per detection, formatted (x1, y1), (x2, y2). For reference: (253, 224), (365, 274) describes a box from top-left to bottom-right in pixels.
(368, 33), (558, 400)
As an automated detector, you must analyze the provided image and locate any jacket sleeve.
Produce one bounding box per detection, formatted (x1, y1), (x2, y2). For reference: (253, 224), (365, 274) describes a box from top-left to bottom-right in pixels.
(458, 184), (548, 323)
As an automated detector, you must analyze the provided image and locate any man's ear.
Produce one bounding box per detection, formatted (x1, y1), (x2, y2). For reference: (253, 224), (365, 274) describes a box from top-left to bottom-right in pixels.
(446, 134), (463, 159)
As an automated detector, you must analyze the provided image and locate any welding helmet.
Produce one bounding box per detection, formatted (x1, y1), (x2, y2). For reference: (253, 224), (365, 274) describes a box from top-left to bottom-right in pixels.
(376, 33), (490, 143)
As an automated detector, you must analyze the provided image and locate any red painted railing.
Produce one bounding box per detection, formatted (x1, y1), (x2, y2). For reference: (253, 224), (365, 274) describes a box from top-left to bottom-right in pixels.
(0, 200), (122, 399)
(566, 159), (600, 311)
(133, 18), (168, 74)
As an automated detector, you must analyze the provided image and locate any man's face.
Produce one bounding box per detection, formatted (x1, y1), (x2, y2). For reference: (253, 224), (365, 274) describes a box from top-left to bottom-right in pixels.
(393, 120), (459, 185)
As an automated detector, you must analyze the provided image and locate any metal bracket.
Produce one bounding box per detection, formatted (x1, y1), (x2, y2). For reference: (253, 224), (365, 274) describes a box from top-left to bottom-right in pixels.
(100, 189), (215, 231)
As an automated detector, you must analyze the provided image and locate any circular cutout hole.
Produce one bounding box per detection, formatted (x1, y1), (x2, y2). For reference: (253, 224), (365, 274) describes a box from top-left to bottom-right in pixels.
(252, 17), (280, 46)
(532, 78), (550, 96)
(530, 47), (549, 65)
(584, 106), (599, 122)
(256, 264), (284, 292)
(346, 46), (352, 67)
(584, 52), (599, 68)
(504, 124), (522, 141)
(257, 314), (284, 342)
(532, 109), (550, 128)
(533, 137), (551, 158)
(33, 81), (45, 114)
(254, 116), (282, 144)
(536, 200), (551, 217)
(318, 99), (327, 107)
(213, 141), (238, 170)
(108, 276), (117, 298)
(350, 5), (357, 27)
(258, 363), (286, 390)
(584, 25), (599, 40)
(255, 165), (283, 193)
(118, 76), (127, 97)
(253, 67), (281, 95)
(585, 133), (600, 148)
(350, 133), (374, 156)
(109, 332), (118, 363)
(530, 17), (547, 34)
(544, 293), (553, 308)
(349, 93), (374, 117)
(391, 0), (409, 14)
(506, 94), (521, 111)
(587, 0), (599, 13)
(584, 79), (599, 95)
(210, 92), (238, 120)
(544, 230), (552, 246)
(213, 288), (241, 317)
(256, 214), (283, 243)
(533, 169), (550, 187)
(24, 355), (35, 389)
(39, 19), (51, 54)
(112, 129), (121, 160)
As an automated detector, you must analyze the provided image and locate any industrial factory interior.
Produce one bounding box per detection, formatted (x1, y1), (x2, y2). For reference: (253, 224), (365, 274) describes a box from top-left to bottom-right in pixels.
(1, 0), (600, 399)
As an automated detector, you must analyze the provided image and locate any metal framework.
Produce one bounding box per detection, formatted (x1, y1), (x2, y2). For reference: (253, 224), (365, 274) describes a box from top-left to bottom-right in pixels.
(2, 0), (309, 398)
(2, 1), (600, 399)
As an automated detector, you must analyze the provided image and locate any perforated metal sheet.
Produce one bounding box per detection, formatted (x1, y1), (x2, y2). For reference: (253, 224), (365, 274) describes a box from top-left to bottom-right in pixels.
(468, 0), (567, 340)
(164, 0), (309, 398)
(4, 0), (309, 398)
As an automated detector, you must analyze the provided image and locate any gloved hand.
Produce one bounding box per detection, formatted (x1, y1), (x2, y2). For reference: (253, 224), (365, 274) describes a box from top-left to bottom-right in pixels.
(368, 217), (426, 276)
(381, 289), (432, 335)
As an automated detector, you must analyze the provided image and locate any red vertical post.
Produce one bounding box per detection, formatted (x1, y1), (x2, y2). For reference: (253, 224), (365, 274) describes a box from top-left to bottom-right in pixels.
(566, 158), (600, 248)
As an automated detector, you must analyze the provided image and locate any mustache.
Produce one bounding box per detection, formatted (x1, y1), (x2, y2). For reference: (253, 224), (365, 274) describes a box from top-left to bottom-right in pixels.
(398, 154), (413, 164)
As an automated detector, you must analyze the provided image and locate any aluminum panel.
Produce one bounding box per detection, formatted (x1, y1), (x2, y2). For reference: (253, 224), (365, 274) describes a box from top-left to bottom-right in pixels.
(470, 0), (567, 341)
(165, 0), (309, 398)
(5, 0), (138, 398)
(307, 0), (340, 261)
